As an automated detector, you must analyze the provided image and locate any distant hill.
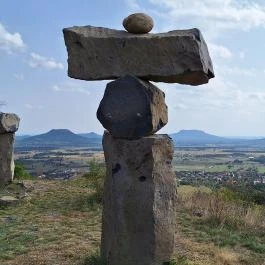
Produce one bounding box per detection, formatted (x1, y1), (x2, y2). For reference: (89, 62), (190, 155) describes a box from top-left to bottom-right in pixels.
(248, 138), (265, 146)
(78, 132), (102, 139)
(15, 128), (265, 148)
(16, 129), (100, 148)
(170, 130), (232, 146)
(224, 136), (264, 140)
(169, 130), (265, 147)
(15, 135), (31, 141)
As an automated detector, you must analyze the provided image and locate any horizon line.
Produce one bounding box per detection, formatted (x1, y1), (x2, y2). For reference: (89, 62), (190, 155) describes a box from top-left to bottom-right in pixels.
(16, 128), (265, 139)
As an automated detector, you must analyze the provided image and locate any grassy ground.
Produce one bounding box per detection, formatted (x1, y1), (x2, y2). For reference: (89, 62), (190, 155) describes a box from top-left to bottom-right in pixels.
(0, 178), (101, 265)
(0, 179), (264, 265)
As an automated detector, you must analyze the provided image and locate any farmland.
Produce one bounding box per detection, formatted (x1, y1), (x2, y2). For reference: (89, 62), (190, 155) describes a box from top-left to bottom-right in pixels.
(15, 145), (265, 187)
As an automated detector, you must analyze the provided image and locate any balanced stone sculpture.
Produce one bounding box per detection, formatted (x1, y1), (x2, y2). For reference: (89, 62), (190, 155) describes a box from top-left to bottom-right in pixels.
(63, 12), (214, 265)
(0, 113), (20, 183)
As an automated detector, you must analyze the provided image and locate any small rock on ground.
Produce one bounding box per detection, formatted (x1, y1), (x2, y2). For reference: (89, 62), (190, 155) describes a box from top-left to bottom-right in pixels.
(0, 195), (19, 206)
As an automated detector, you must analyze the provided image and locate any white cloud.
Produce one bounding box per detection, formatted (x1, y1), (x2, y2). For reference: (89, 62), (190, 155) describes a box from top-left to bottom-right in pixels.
(53, 85), (60, 91)
(208, 43), (233, 59)
(0, 23), (26, 53)
(161, 72), (265, 117)
(53, 83), (91, 95)
(24, 104), (34, 109)
(175, 102), (189, 110)
(13, 73), (24, 81)
(52, 80), (108, 96)
(29, 52), (64, 70)
(24, 104), (44, 110)
(216, 65), (256, 77)
(148, 0), (265, 36)
(239, 51), (246, 59)
(126, 0), (141, 10)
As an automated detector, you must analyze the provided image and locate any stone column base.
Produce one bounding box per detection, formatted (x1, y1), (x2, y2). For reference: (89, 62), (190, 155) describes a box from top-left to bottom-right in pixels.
(101, 131), (177, 265)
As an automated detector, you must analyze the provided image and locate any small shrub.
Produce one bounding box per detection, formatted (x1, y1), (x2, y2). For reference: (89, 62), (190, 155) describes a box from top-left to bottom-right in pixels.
(83, 160), (105, 203)
(14, 163), (32, 180)
(82, 251), (106, 265)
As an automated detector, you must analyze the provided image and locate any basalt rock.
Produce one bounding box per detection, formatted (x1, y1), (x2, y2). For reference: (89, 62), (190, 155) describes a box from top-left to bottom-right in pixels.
(123, 13), (154, 34)
(0, 113), (20, 134)
(97, 75), (168, 139)
(63, 26), (214, 85)
(101, 131), (177, 265)
(0, 133), (15, 183)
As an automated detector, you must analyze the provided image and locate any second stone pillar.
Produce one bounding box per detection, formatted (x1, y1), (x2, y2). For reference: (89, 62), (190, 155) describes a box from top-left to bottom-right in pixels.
(0, 113), (20, 184)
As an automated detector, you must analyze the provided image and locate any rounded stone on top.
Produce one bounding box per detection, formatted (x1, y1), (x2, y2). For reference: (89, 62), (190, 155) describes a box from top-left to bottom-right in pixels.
(123, 13), (154, 34)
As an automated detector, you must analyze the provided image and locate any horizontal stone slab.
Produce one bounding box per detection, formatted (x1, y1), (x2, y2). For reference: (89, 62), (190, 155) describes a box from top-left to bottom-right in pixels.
(0, 113), (20, 134)
(63, 26), (214, 85)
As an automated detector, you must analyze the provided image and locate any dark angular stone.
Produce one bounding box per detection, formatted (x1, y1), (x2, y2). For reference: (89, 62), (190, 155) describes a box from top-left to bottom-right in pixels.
(97, 75), (168, 139)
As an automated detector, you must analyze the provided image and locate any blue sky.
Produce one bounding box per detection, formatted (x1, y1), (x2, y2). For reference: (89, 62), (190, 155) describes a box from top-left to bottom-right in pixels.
(1, 0), (265, 136)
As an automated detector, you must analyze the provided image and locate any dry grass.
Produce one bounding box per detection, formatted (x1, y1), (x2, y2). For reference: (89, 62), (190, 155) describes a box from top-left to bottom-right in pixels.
(175, 185), (265, 265)
(174, 230), (265, 265)
(178, 186), (265, 230)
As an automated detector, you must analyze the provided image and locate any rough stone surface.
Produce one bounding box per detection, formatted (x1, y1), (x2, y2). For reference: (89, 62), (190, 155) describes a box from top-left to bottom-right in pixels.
(0, 113), (20, 134)
(101, 131), (177, 265)
(63, 26), (214, 85)
(123, 13), (154, 34)
(0, 133), (15, 183)
(0, 196), (19, 207)
(97, 75), (167, 139)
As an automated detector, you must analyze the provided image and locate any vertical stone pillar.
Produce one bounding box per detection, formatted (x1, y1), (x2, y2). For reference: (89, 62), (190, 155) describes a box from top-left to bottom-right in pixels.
(0, 113), (20, 183)
(101, 131), (177, 265)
